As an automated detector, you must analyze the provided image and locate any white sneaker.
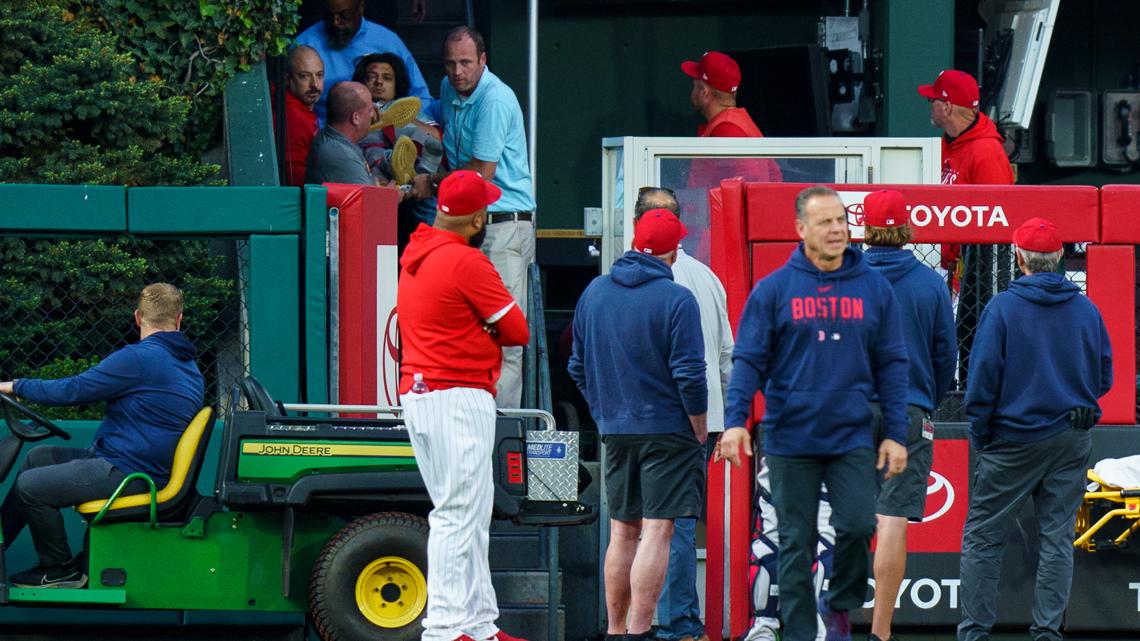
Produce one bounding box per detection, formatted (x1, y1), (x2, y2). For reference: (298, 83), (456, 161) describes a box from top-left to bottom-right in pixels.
(742, 617), (780, 641)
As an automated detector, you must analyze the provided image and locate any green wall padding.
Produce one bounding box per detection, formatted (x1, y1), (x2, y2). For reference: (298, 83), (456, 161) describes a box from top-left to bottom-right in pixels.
(248, 234), (301, 402)
(303, 186), (329, 404)
(224, 62), (281, 188)
(0, 184), (126, 232)
(128, 186), (301, 234)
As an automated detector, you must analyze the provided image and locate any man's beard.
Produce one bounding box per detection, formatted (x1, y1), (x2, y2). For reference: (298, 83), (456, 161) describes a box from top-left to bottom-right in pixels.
(468, 225), (487, 249)
(329, 30), (353, 49)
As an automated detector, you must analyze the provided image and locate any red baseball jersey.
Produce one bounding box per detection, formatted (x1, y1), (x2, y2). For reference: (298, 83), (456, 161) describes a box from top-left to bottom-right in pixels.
(397, 224), (528, 395)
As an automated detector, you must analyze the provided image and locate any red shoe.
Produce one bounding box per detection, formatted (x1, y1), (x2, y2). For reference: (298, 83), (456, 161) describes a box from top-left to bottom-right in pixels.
(488, 631), (530, 641)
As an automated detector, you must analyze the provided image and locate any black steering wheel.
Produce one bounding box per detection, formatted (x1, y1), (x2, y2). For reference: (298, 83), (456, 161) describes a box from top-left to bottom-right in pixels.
(0, 393), (71, 442)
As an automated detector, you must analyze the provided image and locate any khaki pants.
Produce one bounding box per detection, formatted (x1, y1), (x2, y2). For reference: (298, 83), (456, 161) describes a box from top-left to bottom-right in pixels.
(481, 216), (535, 409)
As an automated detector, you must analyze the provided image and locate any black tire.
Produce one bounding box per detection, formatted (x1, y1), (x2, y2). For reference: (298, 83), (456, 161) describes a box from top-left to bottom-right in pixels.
(310, 512), (430, 641)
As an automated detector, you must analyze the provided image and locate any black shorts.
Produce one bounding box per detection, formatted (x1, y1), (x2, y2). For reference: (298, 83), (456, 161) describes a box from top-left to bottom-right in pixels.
(872, 403), (934, 522)
(602, 432), (705, 521)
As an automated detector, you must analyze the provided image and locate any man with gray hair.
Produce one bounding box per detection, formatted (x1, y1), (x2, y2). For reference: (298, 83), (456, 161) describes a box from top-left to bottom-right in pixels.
(959, 217), (1112, 641)
(636, 187), (733, 641)
(720, 185), (908, 641)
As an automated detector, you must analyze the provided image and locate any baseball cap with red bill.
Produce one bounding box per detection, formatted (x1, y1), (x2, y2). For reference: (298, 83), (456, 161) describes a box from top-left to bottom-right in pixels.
(633, 208), (688, 256)
(917, 69), (980, 108)
(437, 170), (502, 217)
(862, 189), (909, 227)
(681, 51), (741, 94)
(1013, 217), (1062, 252)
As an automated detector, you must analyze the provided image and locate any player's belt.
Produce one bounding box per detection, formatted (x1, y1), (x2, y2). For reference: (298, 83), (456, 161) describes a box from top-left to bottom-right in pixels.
(488, 211), (534, 224)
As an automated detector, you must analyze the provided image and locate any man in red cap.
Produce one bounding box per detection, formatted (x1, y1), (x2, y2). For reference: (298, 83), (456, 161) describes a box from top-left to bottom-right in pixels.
(861, 190), (956, 641)
(397, 169), (531, 641)
(918, 69), (1015, 400)
(569, 209), (708, 641)
(959, 217), (1112, 641)
(681, 50), (781, 262)
(918, 69), (1013, 186)
(683, 51), (753, 137)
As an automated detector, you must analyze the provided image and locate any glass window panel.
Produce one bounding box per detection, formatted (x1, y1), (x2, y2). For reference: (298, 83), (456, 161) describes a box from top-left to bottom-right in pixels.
(657, 157), (842, 265)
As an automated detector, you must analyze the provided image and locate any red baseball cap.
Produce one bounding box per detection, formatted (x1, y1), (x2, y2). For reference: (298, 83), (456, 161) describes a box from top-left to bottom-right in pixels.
(633, 209), (687, 256)
(862, 190), (909, 228)
(437, 170), (502, 217)
(1013, 217), (1062, 252)
(681, 51), (741, 94)
(917, 69), (980, 109)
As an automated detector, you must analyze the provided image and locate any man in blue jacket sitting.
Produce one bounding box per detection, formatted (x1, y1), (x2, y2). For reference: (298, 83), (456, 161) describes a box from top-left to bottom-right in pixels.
(0, 283), (205, 589)
(959, 218), (1112, 641)
(569, 209), (708, 641)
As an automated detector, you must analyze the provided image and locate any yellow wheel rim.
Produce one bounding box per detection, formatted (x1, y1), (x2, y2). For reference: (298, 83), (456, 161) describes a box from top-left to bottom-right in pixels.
(355, 556), (427, 628)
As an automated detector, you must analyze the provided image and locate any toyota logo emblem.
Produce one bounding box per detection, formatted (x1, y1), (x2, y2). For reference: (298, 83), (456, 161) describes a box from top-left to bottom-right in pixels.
(922, 470), (955, 523)
(845, 203), (865, 225)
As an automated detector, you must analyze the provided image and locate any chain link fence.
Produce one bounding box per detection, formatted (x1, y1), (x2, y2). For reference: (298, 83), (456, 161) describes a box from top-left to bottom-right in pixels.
(0, 237), (249, 419)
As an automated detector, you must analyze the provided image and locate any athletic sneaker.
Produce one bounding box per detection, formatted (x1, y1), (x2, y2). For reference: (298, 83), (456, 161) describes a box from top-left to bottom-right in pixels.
(10, 562), (87, 589)
(390, 135), (418, 185)
(742, 618), (781, 641)
(817, 595), (851, 641)
(372, 96), (422, 132)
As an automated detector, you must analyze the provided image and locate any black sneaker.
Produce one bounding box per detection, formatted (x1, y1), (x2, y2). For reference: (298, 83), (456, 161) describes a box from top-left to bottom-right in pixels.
(10, 562), (87, 589)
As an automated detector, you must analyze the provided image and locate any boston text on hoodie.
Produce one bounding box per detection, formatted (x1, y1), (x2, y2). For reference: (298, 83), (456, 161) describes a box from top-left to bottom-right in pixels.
(568, 251), (707, 436)
(864, 247), (956, 411)
(725, 245), (909, 457)
(15, 331), (204, 485)
(965, 271), (1112, 447)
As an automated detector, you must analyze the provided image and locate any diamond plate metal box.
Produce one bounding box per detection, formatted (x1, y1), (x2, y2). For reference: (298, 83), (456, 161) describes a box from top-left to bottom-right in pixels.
(525, 431), (579, 502)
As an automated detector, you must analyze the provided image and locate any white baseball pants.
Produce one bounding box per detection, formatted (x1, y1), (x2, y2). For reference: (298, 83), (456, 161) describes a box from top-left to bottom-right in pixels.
(402, 386), (500, 641)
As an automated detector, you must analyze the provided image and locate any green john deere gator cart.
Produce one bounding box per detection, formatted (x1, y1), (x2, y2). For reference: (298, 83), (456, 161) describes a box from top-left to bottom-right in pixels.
(0, 377), (594, 641)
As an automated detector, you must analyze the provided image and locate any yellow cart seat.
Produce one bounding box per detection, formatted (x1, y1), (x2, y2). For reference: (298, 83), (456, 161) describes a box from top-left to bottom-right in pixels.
(74, 408), (214, 524)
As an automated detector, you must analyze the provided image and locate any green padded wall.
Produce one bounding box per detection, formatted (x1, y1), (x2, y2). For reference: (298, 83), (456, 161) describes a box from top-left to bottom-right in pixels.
(248, 234), (301, 402)
(302, 186), (329, 404)
(0, 184), (126, 232)
(128, 187), (301, 234)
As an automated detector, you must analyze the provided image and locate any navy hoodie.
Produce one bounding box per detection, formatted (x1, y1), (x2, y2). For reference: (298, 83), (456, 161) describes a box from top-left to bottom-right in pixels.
(725, 245), (909, 456)
(568, 251), (707, 435)
(864, 247), (956, 411)
(16, 332), (205, 485)
(965, 272), (1112, 447)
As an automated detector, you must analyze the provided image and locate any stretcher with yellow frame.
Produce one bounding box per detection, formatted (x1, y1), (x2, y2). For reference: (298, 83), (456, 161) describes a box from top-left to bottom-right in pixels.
(1073, 469), (1140, 551)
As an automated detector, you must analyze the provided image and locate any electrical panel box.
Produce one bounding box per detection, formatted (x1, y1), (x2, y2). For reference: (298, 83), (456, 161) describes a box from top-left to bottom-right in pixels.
(583, 207), (603, 237)
(1045, 89), (1095, 167)
(1102, 90), (1140, 166)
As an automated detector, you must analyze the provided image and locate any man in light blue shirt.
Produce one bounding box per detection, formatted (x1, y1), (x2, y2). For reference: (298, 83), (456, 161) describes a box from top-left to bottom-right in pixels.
(295, 0), (431, 123)
(415, 26), (535, 409)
